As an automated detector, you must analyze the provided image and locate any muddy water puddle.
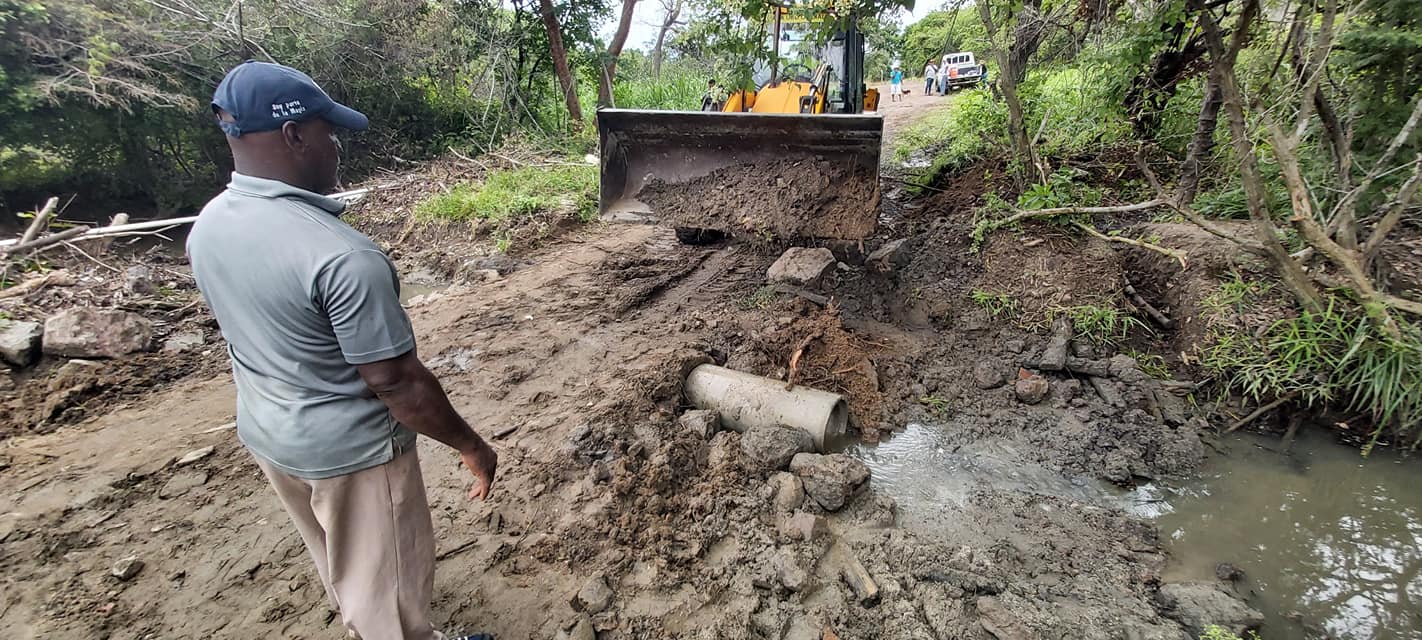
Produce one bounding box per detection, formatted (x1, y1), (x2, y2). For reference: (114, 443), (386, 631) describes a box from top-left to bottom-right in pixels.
(848, 424), (1422, 639)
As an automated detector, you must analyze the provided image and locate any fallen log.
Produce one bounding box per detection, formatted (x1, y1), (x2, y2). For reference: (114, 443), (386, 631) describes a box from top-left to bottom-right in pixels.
(1022, 355), (1112, 378)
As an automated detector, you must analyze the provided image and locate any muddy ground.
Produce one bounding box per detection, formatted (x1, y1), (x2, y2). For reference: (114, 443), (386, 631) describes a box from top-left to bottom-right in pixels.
(2, 91), (1244, 639)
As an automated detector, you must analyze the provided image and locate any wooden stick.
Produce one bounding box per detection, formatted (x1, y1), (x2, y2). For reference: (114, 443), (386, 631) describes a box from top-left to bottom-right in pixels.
(19, 197), (59, 246)
(0, 270), (76, 300)
(785, 329), (823, 391)
(1123, 278), (1176, 329)
(993, 198), (1167, 230)
(1073, 221), (1189, 269)
(0, 227), (87, 255)
(1226, 390), (1300, 433)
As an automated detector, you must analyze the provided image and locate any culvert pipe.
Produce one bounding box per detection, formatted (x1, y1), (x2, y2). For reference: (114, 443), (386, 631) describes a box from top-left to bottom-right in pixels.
(683, 364), (848, 452)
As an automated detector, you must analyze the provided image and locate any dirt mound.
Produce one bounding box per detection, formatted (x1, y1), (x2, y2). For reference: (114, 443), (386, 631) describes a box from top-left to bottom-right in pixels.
(638, 159), (880, 240)
(978, 231), (1124, 324)
(723, 308), (892, 436)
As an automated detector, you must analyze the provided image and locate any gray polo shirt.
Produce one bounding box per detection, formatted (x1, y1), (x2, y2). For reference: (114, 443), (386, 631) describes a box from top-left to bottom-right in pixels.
(188, 173), (417, 479)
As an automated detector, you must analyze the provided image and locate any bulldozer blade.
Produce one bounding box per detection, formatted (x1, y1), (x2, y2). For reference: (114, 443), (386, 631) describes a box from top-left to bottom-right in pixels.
(597, 109), (883, 240)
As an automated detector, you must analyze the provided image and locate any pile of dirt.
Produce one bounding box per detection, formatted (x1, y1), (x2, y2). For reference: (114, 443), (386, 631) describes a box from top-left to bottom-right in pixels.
(638, 159), (880, 240)
(0, 248), (222, 439)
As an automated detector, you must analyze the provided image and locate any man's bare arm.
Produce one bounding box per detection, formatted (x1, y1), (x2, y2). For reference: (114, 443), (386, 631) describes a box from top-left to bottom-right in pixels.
(356, 350), (496, 499)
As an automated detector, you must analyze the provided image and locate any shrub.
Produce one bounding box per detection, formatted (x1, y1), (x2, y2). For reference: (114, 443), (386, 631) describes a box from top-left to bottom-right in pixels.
(416, 163), (597, 224)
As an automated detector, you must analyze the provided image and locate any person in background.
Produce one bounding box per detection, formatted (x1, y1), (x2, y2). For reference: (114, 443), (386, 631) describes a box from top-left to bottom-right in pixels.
(890, 64), (903, 102)
(701, 79), (726, 111)
(980, 63), (989, 88)
(188, 60), (498, 640)
(938, 57), (951, 96)
(923, 59), (938, 96)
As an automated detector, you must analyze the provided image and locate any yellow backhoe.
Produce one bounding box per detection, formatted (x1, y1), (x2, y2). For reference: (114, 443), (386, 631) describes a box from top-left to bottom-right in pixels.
(597, 12), (884, 243)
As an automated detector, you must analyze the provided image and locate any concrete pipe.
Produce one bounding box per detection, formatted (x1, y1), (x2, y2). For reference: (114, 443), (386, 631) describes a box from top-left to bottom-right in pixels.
(683, 364), (849, 452)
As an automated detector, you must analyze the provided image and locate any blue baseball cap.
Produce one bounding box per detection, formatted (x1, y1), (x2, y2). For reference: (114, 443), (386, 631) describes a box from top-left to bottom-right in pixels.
(212, 61), (368, 137)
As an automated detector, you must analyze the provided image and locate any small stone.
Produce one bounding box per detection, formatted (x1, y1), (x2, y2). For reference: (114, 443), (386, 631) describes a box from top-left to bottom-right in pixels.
(162, 332), (205, 353)
(1014, 375), (1050, 404)
(43, 309), (154, 358)
(767, 472), (805, 512)
(111, 556), (144, 581)
(556, 615), (595, 640)
(1215, 562), (1245, 582)
(1040, 317), (1072, 371)
(866, 239), (910, 272)
(973, 361), (1005, 390)
(779, 511), (828, 542)
(158, 469), (209, 499)
(740, 423), (814, 473)
(1003, 339), (1025, 354)
(589, 461), (611, 484)
(174, 446), (215, 466)
(678, 409), (720, 439)
(789, 453), (870, 512)
(572, 573), (613, 614)
(124, 265), (157, 296)
(475, 269), (502, 282)
(766, 248), (836, 287)
(771, 549), (809, 592)
(1156, 582), (1264, 638)
(0, 320), (44, 367)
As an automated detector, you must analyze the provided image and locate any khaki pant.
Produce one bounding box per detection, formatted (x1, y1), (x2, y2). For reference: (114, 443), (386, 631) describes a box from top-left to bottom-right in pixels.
(255, 449), (445, 640)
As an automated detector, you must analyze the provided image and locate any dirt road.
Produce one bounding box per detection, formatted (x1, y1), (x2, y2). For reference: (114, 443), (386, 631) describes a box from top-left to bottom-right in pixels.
(2, 95), (1224, 639)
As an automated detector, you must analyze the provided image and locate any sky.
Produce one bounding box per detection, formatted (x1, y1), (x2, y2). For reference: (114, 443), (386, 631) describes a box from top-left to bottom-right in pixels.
(607, 1), (949, 53)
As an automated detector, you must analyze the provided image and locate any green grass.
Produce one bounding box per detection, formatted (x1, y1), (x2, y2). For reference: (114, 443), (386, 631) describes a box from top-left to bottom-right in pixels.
(416, 164), (597, 224)
(1203, 271), (1272, 315)
(918, 394), (953, 417)
(1125, 349), (1173, 380)
(1202, 297), (1422, 452)
(1199, 625), (1260, 640)
(971, 289), (1019, 319)
(1049, 304), (1149, 345)
(740, 285), (776, 310)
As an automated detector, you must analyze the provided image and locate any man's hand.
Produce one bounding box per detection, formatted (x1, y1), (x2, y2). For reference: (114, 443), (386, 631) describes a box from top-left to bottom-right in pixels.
(460, 441), (498, 500)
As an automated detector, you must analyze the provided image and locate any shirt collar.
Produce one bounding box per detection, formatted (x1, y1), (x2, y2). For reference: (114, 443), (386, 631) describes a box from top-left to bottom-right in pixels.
(226, 172), (347, 215)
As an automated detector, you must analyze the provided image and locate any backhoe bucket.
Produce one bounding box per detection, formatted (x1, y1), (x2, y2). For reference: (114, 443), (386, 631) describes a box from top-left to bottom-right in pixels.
(597, 109), (883, 240)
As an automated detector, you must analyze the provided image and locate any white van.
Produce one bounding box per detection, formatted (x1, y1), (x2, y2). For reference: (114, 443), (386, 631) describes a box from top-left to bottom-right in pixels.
(939, 52), (985, 90)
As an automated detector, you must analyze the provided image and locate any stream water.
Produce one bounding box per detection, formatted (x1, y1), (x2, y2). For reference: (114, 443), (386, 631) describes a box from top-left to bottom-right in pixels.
(846, 424), (1422, 639)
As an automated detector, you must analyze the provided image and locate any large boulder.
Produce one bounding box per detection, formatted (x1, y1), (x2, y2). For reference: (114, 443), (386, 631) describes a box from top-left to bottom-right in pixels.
(1155, 582), (1264, 638)
(741, 423), (814, 473)
(0, 320), (44, 367)
(43, 309), (153, 358)
(767, 248), (836, 287)
(789, 453), (870, 511)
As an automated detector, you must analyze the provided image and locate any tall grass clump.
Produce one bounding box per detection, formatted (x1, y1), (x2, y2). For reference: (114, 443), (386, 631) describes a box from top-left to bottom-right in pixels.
(1202, 298), (1422, 452)
(613, 68), (709, 111)
(416, 164), (598, 223)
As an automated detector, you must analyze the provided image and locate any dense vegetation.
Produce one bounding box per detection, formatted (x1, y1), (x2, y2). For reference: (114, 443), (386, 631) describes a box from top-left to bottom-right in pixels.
(898, 0), (1422, 449)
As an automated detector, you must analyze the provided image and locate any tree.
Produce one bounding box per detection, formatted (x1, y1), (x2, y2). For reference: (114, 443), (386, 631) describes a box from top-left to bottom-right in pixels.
(651, 0), (684, 78)
(538, 0), (585, 126)
(597, 0), (639, 107)
(977, 0), (1055, 187)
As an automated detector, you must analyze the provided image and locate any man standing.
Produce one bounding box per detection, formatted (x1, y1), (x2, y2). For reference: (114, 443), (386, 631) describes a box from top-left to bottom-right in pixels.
(923, 59), (938, 95)
(889, 64), (903, 102)
(188, 61), (498, 640)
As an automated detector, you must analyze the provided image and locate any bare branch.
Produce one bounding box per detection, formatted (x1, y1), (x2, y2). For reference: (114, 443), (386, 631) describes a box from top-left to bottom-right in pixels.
(1361, 155), (1422, 258)
(996, 199), (1168, 228)
(1073, 222), (1189, 269)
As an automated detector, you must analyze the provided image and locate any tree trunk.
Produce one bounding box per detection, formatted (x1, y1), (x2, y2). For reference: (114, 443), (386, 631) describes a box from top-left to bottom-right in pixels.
(651, 0), (682, 79)
(598, 0), (639, 108)
(537, 0), (583, 127)
(977, 0), (1046, 188)
(1176, 70), (1222, 206)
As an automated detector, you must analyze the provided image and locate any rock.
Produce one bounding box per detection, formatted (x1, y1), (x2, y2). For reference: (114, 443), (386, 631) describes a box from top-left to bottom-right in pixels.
(1089, 377), (1126, 407)
(43, 309), (154, 358)
(473, 269), (502, 282)
(1014, 375), (1050, 404)
(973, 360), (1006, 390)
(1109, 354), (1149, 383)
(766, 248), (836, 287)
(174, 446), (215, 466)
(1156, 582), (1264, 638)
(1052, 379), (1082, 407)
(784, 615), (825, 640)
(678, 409), (720, 439)
(572, 573), (614, 614)
(556, 615), (595, 640)
(1039, 317), (1072, 371)
(740, 424), (814, 473)
(1215, 562), (1245, 582)
(158, 469), (209, 499)
(767, 472), (805, 512)
(1071, 341), (1095, 358)
(865, 494), (897, 528)
(789, 453), (870, 511)
(111, 556), (144, 581)
(778, 511), (828, 542)
(0, 320), (44, 367)
(459, 254), (516, 279)
(1003, 339), (1025, 354)
(771, 549), (809, 592)
(162, 332), (205, 353)
(124, 265), (157, 296)
(1156, 386), (1189, 426)
(866, 239), (910, 272)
